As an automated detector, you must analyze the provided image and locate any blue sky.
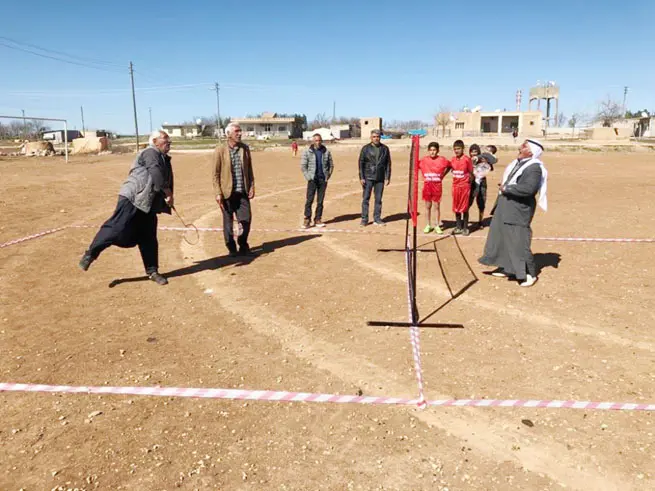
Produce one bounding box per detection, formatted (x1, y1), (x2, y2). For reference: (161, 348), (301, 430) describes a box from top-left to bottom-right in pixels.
(1, 0), (652, 133)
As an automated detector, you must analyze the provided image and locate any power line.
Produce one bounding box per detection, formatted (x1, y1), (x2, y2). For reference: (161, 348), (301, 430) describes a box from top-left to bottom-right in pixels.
(0, 35), (124, 69)
(0, 41), (125, 73)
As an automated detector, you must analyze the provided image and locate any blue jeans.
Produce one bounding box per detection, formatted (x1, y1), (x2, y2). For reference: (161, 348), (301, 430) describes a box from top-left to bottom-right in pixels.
(362, 180), (385, 222)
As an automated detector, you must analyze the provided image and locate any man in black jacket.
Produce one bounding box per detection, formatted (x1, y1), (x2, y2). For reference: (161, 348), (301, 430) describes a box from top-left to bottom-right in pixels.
(358, 129), (391, 226)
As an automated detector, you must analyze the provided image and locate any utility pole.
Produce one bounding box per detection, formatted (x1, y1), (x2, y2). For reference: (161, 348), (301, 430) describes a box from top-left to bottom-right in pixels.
(80, 106), (86, 135)
(623, 86), (629, 115)
(129, 61), (139, 151)
(21, 109), (26, 140)
(149, 107), (153, 133)
(332, 101), (336, 122)
(214, 82), (221, 140)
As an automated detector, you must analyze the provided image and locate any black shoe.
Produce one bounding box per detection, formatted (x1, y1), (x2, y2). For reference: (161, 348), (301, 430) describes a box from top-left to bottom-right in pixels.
(148, 272), (168, 285)
(360, 220), (368, 227)
(79, 252), (94, 271)
(239, 247), (255, 256)
(228, 248), (239, 257)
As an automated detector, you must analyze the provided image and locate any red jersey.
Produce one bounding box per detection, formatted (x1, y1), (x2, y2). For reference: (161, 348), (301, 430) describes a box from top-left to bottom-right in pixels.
(418, 156), (449, 183)
(449, 155), (473, 187)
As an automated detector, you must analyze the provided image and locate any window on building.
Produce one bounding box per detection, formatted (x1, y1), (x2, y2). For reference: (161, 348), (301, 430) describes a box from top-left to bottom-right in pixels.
(455, 122), (464, 129)
(246, 126), (254, 132)
(264, 124), (272, 132)
(278, 125), (286, 132)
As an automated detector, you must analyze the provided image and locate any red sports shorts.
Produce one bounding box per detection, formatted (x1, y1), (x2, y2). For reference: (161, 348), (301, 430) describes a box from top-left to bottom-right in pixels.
(452, 184), (471, 213)
(422, 181), (442, 203)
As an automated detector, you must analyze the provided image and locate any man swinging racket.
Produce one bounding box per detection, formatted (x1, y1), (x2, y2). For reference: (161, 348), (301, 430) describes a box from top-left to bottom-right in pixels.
(78, 130), (174, 285)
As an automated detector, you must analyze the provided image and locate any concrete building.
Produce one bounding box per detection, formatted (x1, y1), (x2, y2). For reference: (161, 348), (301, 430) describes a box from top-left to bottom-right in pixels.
(435, 110), (543, 138)
(232, 112), (303, 139)
(360, 117), (382, 137)
(161, 123), (202, 138)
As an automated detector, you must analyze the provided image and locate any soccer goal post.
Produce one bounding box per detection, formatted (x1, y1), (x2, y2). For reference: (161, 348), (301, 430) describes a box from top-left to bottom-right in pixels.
(0, 114), (69, 162)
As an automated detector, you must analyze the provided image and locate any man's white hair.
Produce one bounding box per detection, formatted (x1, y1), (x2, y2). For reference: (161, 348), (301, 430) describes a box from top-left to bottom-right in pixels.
(225, 122), (241, 136)
(149, 130), (169, 146)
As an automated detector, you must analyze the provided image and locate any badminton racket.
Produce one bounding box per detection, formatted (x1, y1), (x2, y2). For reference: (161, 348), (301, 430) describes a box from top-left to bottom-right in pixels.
(171, 205), (200, 245)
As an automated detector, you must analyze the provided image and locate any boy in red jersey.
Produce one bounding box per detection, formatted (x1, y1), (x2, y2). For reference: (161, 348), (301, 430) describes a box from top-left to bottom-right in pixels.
(449, 140), (473, 235)
(418, 141), (449, 234)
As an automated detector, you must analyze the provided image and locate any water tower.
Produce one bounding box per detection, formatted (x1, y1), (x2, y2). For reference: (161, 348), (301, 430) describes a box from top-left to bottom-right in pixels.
(529, 81), (559, 127)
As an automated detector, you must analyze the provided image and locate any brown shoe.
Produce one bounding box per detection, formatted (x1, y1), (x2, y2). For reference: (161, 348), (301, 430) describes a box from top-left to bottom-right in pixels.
(302, 218), (311, 229)
(314, 219), (326, 228)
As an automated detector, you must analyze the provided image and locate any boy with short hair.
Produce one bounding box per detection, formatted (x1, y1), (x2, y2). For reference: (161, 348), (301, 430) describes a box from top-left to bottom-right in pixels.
(448, 140), (473, 235)
(418, 142), (449, 234)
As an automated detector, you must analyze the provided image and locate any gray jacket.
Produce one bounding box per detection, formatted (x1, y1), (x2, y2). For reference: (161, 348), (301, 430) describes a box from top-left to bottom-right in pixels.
(301, 145), (334, 181)
(494, 162), (542, 227)
(119, 147), (174, 214)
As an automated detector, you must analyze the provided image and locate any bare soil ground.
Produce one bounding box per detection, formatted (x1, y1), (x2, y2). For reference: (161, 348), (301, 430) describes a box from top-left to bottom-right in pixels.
(1, 147), (653, 490)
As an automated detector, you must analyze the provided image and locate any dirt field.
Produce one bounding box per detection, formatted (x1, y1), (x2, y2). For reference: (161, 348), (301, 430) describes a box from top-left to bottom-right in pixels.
(1, 145), (653, 490)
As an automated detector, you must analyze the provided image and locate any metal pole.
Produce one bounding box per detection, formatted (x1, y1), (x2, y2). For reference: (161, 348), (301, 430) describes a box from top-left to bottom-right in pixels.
(21, 109), (26, 140)
(64, 120), (69, 163)
(623, 86), (629, 115)
(80, 106), (85, 135)
(214, 82), (221, 140)
(129, 61), (139, 151)
(333, 101), (336, 122)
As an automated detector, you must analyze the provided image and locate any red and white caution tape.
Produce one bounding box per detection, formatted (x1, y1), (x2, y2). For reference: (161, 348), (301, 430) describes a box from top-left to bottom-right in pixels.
(62, 224), (655, 242)
(0, 227), (68, 249)
(1, 382), (653, 410)
(3, 225), (655, 251)
(532, 237), (655, 243)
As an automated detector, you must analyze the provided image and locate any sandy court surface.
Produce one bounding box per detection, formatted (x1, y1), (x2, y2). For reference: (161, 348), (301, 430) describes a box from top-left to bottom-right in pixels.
(0, 146), (654, 490)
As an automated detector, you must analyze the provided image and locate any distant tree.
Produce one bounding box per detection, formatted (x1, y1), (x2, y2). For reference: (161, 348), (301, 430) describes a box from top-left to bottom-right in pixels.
(435, 106), (452, 138)
(309, 112), (330, 130)
(555, 113), (567, 127)
(594, 97), (624, 127)
(624, 109), (650, 119)
(568, 114), (578, 129)
(0, 119), (50, 140)
(568, 112), (589, 138)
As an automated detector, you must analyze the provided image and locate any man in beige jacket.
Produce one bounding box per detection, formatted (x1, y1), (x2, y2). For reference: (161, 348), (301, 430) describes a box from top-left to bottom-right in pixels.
(213, 122), (256, 256)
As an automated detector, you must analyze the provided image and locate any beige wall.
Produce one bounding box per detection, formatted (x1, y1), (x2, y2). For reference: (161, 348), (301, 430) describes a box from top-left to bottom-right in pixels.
(436, 111), (542, 138)
(360, 117), (382, 137)
(582, 127), (632, 140)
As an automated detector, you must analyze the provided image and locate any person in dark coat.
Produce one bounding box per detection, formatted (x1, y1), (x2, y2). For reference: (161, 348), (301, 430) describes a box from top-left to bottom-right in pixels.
(78, 131), (174, 285)
(358, 129), (391, 226)
(479, 139), (548, 287)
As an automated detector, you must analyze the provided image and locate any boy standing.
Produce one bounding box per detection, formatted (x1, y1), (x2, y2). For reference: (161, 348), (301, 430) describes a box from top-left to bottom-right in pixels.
(449, 140), (473, 235)
(418, 142), (449, 234)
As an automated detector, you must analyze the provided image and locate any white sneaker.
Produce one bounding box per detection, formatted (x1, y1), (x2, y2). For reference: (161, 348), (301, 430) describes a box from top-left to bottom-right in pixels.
(519, 274), (538, 287)
(490, 269), (508, 277)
